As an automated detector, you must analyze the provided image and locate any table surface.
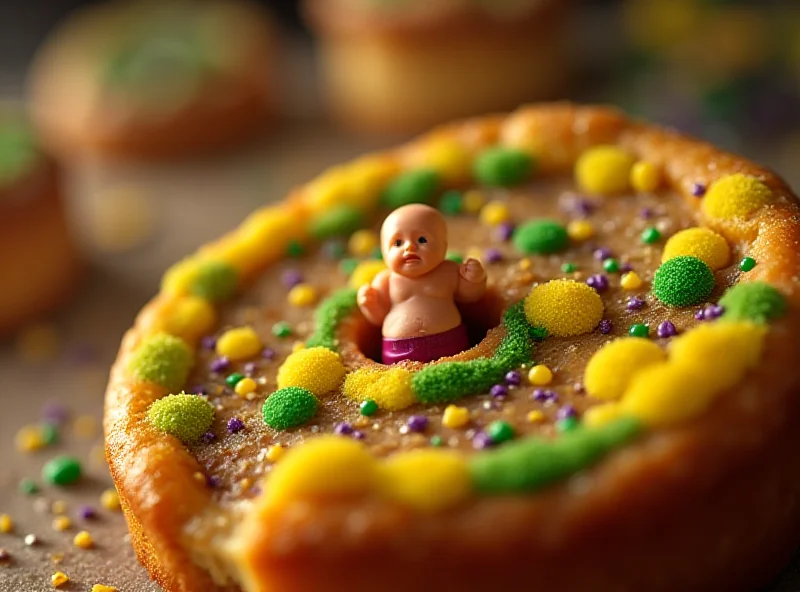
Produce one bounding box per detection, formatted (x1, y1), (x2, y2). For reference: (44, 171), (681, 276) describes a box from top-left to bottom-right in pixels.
(2, 62), (800, 592)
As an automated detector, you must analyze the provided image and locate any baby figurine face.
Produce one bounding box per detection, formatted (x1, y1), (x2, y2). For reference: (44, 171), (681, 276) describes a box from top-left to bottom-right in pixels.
(381, 204), (448, 278)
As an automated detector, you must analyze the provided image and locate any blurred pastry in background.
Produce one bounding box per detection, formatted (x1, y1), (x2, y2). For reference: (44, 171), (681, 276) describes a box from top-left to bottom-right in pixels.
(26, 0), (281, 161)
(302, 0), (573, 135)
(0, 108), (82, 336)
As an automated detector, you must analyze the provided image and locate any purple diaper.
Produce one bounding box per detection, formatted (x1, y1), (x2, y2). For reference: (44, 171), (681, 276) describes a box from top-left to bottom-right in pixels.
(382, 324), (470, 365)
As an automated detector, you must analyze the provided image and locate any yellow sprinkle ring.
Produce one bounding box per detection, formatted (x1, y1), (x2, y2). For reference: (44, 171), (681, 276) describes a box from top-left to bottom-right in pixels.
(702, 173), (772, 221)
(524, 280), (604, 337)
(662, 227), (730, 270)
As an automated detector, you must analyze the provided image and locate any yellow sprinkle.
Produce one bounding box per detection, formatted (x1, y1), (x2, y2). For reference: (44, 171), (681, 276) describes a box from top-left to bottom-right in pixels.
(161, 257), (201, 296)
(15, 323), (60, 364)
(162, 296), (217, 342)
(584, 337), (667, 400)
(91, 586), (118, 592)
(263, 436), (377, 506)
(234, 377), (257, 397)
(479, 201), (511, 226)
(277, 347), (346, 396)
(575, 145), (635, 195)
(240, 477), (253, 491)
(662, 227), (730, 270)
(52, 516), (71, 531)
(348, 229), (380, 257)
(0, 514), (13, 533)
(100, 489), (121, 511)
(582, 403), (624, 428)
(266, 444), (285, 462)
(420, 137), (472, 182)
(701, 173), (772, 221)
(192, 472), (207, 486)
(566, 219), (595, 241)
(378, 450), (471, 512)
(216, 326), (262, 361)
(527, 364), (553, 386)
(462, 190), (486, 213)
(442, 405), (470, 429)
(15, 425), (45, 452)
(342, 366), (416, 411)
(348, 260), (387, 289)
(526, 410), (546, 423)
(287, 283), (318, 307)
(51, 500), (67, 515)
(524, 280), (605, 337)
(518, 258), (532, 271)
(73, 415), (98, 439)
(50, 553), (64, 564)
(630, 161), (661, 193)
(73, 530), (94, 549)
(620, 271), (644, 290)
(51, 571), (70, 588)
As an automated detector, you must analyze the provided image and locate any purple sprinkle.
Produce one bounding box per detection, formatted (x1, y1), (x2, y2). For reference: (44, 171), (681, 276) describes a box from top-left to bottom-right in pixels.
(207, 475), (221, 488)
(556, 405), (577, 420)
(484, 248), (503, 264)
(192, 385), (208, 396)
(227, 417), (245, 434)
(0, 549), (9, 560)
(504, 371), (522, 386)
(691, 183), (706, 197)
(657, 321), (678, 338)
(640, 207), (654, 219)
(626, 296), (646, 311)
(490, 384), (509, 398)
(281, 269), (303, 289)
(334, 422), (353, 436)
(41, 403), (68, 425)
(352, 430), (366, 440)
(495, 222), (515, 242)
(262, 348), (276, 361)
(532, 389), (558, 403)
(201, 335), (217, 350)
(593, 247), (613, 261)
(210, 356), (230, 373)
(620, 262), (633, 273)
(472, 431), (493, 450)
(704, 304), (725, 320)
(201, 431), (216, 444)
(575, 199), (595, 218)
(76, 506), (96, 520)
(694, 309), (706, 321)
(598, 319), (613, 334)
(407, 415), (428, 433)
(242, 362), (258, 376)
(586, 274), (609, 293)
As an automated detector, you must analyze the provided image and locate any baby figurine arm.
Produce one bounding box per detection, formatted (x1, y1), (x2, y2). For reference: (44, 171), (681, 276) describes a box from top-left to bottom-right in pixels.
(357, 270), (391, 327)
(455, 258), (487, 303)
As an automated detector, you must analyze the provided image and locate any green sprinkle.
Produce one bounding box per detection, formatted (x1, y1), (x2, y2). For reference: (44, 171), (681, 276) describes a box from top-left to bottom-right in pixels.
(556, 416), (580, 433)
(561, 262), (577, 273)
(512, 219), (569, 255)
(286, 240), (305, 258)
(147, 393), (215, 444)
(309, 205), (365, 239)
(446, 251), (464, 264)
(719, 281), (787, 324)
(339, 258), (359, 276)
(128, 333), (193, 392)
(190, 260), (238, 302)
(430, 435), (444, 447)
(602, 258), (620, 273)
(474, 147), (535, 187)
(439, 190), (463, 215)
(381, 169), (439, 209)
(469, 418), (641, 494)
(652, 256), (715, 307)
(272, 322), (293, 339)
(305, 288), (358, 351)
(487, 420), (515, 444)
(739, 257), (756, 272)
(629, 323), (649, 338)
(360, 399), (378, 416)
(42, 456), (82, 486)
(641, 227), (662, 244)
(225, 372), (244, 388)
(323, 240), (347, 260)
(262, 387), (318, 430)
(19, 478), (38, 495)
(39, 423), (59, 446)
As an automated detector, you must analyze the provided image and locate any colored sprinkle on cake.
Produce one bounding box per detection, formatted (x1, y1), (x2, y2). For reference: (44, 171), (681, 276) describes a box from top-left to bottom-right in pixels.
(262, 387), (319, 430)
(128, 333), (193, 391)
(42, 456), (82, 486)
(701, 173), (772, 221)
(378, 450), (471, 512)
(309, 204), (366, 239)
(216, 326), (262, 361)
(652, 256), (715, 307)
(189, 260), (239, 302)
(381, 169), (440, 208)
(662, 227), (730, 270)
(343, 367), (416, 411)
(277, 347), (346, 396)
(630, 161), (661, 193)
(718, 282), (788, 324)
(584, 338), (666, 400)
(575, 145), (634, 195)
(524, 279), (604, 337)
(512, 219), (569, 254)
(305, 288), (358, 351)
(473, 147), (534, 187)
(147, 393), (215, 443)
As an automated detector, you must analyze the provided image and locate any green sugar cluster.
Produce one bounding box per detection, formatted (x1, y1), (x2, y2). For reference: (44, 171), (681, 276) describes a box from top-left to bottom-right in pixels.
(652, 256), (715, 307)
(381, 169), (440, 209)
(719, 281), (787, 324)
(262, 386), (318, 430)
(474, 147), (535, 187)
(305, 288), (358, 351)
(147, 393), (215, 444)
(513, 219), (569, 255)
(190, 260), (239, 302)
(309, 204), (366, 240)
(128, 333), (194, 391)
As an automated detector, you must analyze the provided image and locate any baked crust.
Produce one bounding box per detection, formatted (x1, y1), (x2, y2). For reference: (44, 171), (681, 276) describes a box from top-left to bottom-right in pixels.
(105, 103), (800, 592)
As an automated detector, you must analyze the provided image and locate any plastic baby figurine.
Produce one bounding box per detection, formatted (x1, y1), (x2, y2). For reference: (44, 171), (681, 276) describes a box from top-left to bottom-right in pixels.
(358, 203), (487, 364)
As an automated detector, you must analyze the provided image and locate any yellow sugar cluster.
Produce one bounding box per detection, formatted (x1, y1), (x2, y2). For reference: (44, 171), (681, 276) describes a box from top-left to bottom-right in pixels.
(630, 161), (661, 193)
(479, 201), (511, 226)
(342, 366), (416, 411)
(662, 227), (730, 270)
(216, 326), (262, 361)
(415, 137), (472, 182)
(158, 295), (217, 343)
(575, 146), (635, 195)
(305, 155), (400, 214)
(702, 173), (772, 222)
(261, 437), (471, 513)
(583, 322), (767, 428)
(348, 260), (386, 289)
(348, 230), (379, 257)
(524, 279), (605, 337)
(277, 347), (346, 397)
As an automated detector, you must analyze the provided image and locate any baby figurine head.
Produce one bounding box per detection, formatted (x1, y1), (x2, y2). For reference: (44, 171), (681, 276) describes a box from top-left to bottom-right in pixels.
(381, 204), (448, 278)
